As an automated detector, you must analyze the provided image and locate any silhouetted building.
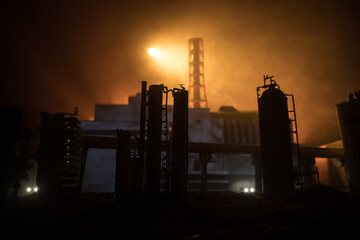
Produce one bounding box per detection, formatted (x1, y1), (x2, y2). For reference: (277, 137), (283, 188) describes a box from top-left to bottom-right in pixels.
(37, 113), (83, 197)
(337, 91), (360, 190)
(314, 140), (349, 190)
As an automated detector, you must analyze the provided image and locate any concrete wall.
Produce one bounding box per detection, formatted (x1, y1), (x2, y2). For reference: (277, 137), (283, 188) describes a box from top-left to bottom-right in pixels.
(81, 149), (116, 192)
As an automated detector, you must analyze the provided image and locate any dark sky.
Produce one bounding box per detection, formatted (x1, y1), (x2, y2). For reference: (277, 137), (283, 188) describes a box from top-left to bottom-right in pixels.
(2, 0), (360, 145)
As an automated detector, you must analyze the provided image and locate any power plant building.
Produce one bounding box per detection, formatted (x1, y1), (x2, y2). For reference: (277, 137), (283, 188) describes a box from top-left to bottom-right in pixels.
(80, 94), (260, 192)
(80, 37), (260, 193)
(78, 37), (350, 194)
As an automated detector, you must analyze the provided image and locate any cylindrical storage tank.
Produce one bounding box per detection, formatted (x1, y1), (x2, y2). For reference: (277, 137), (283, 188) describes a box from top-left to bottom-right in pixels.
(258, 86), (294, 194)
(171, 89), (188, 198)
(146, 85), (163, 193)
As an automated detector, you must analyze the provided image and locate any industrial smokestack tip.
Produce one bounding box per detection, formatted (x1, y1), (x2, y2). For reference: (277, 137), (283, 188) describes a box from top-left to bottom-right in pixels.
(189, 37), (203, 41)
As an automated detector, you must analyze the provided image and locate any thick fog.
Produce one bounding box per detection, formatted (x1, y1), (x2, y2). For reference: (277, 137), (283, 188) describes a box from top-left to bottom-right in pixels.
(2, 0), (360, 145)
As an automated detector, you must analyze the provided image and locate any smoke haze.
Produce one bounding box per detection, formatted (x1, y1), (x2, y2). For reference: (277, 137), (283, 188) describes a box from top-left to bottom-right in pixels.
(2, 0), (360, 145)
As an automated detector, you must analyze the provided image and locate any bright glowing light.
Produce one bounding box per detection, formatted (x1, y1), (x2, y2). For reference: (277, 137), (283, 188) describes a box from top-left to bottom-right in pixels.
(244, 188), (249, 193)
(34, 187), (38, 192)
(146, 44), (188, 87)
(147, 48), (163, 58)
(250, 187), (255, 193)
(26, 187), (32, 192)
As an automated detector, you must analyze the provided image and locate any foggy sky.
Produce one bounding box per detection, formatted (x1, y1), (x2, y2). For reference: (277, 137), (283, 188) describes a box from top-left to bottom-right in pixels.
(2, 0), (360, 145)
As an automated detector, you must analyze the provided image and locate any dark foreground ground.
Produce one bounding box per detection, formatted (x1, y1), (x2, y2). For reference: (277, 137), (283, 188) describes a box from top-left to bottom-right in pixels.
(1, 186), (360, 239)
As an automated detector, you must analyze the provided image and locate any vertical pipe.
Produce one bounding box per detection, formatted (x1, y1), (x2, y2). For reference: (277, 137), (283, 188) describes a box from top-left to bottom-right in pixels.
(139, 81), (147, 191)
(37, 112), (52, 196)
(78, 147), (89, 192)
(115, 129), (131, 199)
(164, 90), (170, 193)
(301, 155), (315, 189)
(200, 153), (208, 192)
(52, 114), (65, 197)
(146, 85), (163, 193)
(223, 119), (230, 143)
(253, 153), (263, 193)
(171, 90), (188, 198)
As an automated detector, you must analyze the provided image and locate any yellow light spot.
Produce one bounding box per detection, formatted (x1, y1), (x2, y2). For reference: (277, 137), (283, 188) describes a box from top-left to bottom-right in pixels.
(147, 48), (163, 58)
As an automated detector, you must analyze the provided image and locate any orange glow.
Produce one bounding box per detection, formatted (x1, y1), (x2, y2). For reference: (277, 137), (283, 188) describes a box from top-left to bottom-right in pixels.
(6, 1), (353, 147)
(189, 101), (194, 108)
(146, 44), (187, 88)
(200, 101), (207, 107)
(315, 158), (330, 185)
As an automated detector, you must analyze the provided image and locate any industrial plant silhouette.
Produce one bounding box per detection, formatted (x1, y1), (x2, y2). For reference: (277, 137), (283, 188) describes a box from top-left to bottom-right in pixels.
(1, 38), (360, 239)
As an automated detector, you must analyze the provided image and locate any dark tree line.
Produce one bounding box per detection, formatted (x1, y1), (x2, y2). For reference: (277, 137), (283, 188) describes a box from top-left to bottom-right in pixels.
(1, 106), (35, 201)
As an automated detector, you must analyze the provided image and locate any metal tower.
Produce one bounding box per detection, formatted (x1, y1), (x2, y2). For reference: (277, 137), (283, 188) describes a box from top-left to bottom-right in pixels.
(189, 38), (207, 108)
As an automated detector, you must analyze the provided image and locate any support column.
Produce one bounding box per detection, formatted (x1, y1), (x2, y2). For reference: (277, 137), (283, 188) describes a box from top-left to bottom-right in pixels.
(252, 153), (263, 193)
(200, 153), (211, 192)
(146, 85), (163, 193)
(115, 130), (131, 198)
(139, 81), (147, 191)
(301, 155), (316, 189)
(171, 89), (188, 198)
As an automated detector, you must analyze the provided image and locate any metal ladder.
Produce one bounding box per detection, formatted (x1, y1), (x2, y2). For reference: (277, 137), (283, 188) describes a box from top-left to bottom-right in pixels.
(286, 94), (303, 189)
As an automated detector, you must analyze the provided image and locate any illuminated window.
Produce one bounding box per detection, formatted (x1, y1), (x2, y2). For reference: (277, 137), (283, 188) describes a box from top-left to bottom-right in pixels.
(189, 101), (194, 108)
(200, 101), (207, 108)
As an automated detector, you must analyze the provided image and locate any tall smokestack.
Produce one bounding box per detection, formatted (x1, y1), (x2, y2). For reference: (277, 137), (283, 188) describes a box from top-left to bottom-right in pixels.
(188, 38), (207, 108)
